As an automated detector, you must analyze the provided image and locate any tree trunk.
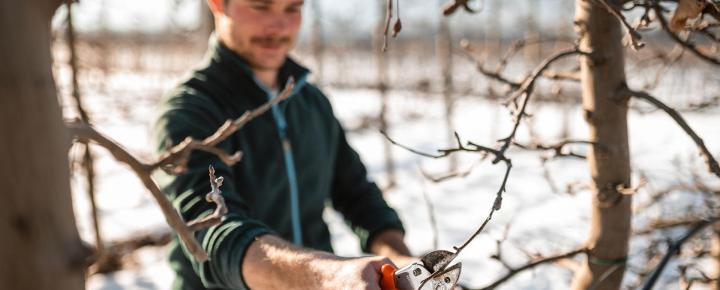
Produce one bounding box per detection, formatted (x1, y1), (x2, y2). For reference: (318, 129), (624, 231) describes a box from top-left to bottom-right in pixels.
(570, 0), (632, 290)
(0, 1), (87, 289)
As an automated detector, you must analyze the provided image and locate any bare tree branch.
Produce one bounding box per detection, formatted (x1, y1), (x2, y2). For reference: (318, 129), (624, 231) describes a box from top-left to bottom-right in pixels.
(620, 87), (720, 178)
(595, 0), (645, 50)
(461, 247), (587, 290)
(418, 176), (439, 250)
(65, 78), (296, 262)
(512, 139), (594, 159)
(187, 166), (229, 232)
(500, 48), (590, 144)
(542, 69), (581, 82)
(640, 218), (720, 290)
(67, 121), (219, 262)
(651, 0), (720, 66)
(381, 0), (402, 51)
(383, 47), (592, 287)
(149, 77), (295, 173)
(635, 216), (711, 235)
(442, 0), (480, 16)
(420, 156), (487, 183)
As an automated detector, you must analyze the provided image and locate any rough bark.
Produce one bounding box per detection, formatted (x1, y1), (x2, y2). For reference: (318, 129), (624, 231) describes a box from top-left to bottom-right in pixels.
(570, 0), (632, 289)
(0, 1), (88, 289)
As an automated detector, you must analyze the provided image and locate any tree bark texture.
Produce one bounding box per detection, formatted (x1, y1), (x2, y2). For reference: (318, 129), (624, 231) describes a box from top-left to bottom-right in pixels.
(571, 0), (632, 289)
(0, 1), (87, 289)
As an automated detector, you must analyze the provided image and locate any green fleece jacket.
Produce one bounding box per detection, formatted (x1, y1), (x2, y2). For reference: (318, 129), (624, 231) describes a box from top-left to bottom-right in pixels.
(153, 39), (404, 290)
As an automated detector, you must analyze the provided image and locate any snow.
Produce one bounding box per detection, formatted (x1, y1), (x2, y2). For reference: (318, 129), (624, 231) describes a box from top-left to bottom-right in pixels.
(67, 76), (720, 289)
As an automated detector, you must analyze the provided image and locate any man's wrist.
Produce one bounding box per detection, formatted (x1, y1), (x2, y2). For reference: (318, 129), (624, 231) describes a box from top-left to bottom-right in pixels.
(369, 229), (414, 266)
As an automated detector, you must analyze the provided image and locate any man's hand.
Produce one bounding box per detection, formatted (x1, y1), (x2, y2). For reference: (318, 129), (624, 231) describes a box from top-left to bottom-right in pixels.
(314, 256), (395, 290)
(370, 229), (416, 268)
(242, 235), (396, 290)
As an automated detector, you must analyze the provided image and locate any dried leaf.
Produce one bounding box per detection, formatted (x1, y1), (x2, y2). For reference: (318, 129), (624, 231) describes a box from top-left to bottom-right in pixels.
(670, 0), (706, 32)
(392, 19), (402, 37)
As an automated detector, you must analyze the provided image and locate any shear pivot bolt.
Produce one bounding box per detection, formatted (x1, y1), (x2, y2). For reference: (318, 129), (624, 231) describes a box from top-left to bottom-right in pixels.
(413, 268), (422, 276)
(444, 277), (451, 283)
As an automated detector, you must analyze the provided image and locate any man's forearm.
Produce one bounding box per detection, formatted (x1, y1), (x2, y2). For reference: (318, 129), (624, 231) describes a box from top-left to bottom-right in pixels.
(369, 229), (415, 267)
(242, 235), (331, 289)
(241, 234), (393, 290)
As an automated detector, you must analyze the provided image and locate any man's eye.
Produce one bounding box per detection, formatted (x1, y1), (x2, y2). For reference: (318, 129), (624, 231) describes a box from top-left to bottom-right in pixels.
(286, 5), (302, 13)
(251, 5), (270, 11)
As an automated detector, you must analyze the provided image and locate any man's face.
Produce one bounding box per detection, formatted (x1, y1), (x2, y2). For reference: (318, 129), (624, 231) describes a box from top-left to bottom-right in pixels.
(215, 0), (304, 72)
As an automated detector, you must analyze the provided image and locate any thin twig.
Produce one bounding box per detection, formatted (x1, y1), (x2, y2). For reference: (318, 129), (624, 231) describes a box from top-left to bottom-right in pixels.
(651, 0), (720, 65)
(66, 78), (296, 262)
(418, 175), (439, 250)
(459, 40), (521, 89)
(149, 77), (295, 173)
(621, 87), (720, 178)
(383, 0), (392, 51)
(67, 121), (217, 262)
(512, 139), (594, 159)
(467, 248), (587, 290)
(641, 218), (720, 290)
(187, 166), (228, 231)
(499, 48), (589, 151)
(595, 0), (645, 50)
(385, 47), (591, 287)
(420, 156), (487, 183)
(65, 0), (106, 267)
(442, 0), (480, 16)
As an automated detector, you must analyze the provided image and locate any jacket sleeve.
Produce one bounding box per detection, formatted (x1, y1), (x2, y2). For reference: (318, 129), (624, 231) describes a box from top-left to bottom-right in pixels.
(327, 110), (405, 253)
(153, 90), (273, 290)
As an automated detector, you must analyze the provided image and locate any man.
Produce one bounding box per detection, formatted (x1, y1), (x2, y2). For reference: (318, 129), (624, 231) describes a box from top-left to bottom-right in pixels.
(153, 0), (414, 289)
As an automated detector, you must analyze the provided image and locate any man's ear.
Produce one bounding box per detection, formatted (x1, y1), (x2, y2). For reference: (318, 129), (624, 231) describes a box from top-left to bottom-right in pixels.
(207, 0), (225, 15)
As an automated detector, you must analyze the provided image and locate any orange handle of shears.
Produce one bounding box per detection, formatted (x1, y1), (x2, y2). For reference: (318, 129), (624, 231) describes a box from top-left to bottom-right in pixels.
(379, 264), (398, 290)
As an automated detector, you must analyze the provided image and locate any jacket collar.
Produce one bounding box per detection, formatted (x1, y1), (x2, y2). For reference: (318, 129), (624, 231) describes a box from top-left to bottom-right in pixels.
(207, 35), (310, 97)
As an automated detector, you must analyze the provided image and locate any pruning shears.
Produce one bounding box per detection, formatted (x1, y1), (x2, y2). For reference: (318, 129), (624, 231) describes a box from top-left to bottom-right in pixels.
(379, 250), (462, 290)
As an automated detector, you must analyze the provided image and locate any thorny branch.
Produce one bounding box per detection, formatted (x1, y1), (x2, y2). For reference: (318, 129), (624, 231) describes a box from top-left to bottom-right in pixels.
(67, 78), (297, 262)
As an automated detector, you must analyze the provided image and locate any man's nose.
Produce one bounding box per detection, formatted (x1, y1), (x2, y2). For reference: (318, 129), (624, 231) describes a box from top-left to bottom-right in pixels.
(264, 14), (289, 34)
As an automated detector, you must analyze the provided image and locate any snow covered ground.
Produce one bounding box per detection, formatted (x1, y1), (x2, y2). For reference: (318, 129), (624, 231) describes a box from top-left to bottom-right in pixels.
(66, 78), (720, 289)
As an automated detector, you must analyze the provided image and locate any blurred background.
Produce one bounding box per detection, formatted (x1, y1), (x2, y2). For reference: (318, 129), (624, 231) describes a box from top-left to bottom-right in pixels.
(49, 0), (720, 289)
